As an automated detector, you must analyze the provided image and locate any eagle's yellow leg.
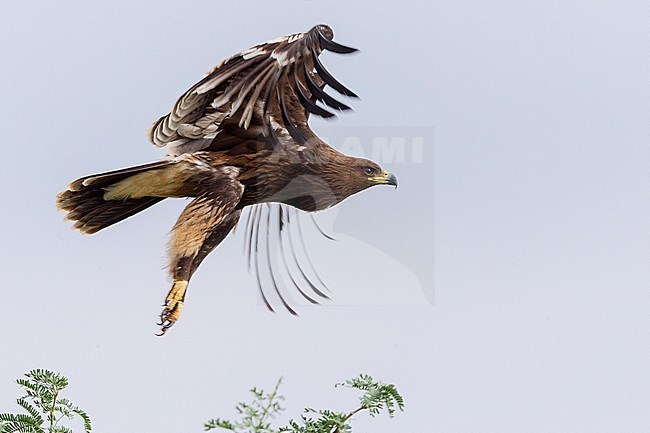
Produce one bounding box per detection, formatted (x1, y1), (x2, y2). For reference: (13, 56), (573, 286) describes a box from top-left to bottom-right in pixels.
(154, 165), (244, 336)
(158, 280), (188, 334)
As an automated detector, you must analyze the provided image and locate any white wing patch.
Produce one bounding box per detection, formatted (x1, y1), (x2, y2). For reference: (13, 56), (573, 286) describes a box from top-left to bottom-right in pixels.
(287, 33), (304, 43)
(270, 50), (290, 66)
(241, 46), (267, 60)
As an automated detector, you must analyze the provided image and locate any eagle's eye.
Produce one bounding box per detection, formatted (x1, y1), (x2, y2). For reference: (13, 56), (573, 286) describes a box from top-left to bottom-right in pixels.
(363, 166), (375, 176)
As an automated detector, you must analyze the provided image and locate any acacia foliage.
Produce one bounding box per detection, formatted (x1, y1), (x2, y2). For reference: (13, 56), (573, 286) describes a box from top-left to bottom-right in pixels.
(0, 369), (91, 433)
(205, 374), (404, 433)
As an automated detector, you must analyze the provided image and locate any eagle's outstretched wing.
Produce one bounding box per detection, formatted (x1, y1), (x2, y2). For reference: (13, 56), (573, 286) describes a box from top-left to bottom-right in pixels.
(147, 24), (358, 156)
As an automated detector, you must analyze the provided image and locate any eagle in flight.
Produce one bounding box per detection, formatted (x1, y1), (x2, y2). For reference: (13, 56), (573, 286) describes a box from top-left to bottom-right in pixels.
(57, 25), (398, 334)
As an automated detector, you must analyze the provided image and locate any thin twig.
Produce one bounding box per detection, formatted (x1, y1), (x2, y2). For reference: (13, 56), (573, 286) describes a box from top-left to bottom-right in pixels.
(255, 377), (284, 430)
(333, 404), (379, 433)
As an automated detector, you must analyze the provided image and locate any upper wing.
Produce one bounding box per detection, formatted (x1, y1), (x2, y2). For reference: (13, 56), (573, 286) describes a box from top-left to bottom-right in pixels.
(147, 24), (358, 156)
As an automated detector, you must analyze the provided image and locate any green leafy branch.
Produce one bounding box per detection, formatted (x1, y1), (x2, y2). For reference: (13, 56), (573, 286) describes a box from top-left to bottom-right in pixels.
(206, 374), (404, 433)
(0, 369), (91, 433)
(1, 371), (402, 433)
(205, 377), (285, 433)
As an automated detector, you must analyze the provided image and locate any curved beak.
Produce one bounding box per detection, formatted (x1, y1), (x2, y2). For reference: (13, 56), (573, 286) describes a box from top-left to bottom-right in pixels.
(386, 172), (398, 188)
(369, 170), (399, 188)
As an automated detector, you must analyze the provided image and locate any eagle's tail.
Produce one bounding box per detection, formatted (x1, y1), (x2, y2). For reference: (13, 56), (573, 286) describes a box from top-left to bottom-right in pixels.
(56, 161), (172, 234)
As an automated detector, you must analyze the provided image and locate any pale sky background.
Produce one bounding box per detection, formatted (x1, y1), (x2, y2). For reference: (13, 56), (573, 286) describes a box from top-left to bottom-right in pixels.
(1, 1), (649, 432)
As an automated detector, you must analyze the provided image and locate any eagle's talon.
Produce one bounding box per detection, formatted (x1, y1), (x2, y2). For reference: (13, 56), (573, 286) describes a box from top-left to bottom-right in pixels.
(157, 288), (185, 334)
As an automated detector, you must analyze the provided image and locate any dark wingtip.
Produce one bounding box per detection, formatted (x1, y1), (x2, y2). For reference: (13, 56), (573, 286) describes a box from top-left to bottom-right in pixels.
(317, 31), (359, 54)
(294, 67), (337, 119)
(302, 62), (355, 111)
(321, 91), (352, 111)
(311, 47), (359, 98)
(299, 93), (337, 119)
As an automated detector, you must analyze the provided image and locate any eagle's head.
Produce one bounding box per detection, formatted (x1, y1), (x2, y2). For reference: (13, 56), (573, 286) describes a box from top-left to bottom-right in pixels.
(263, 154), (397, 212)
(354, 158), (397, 189)
(322, 156), (398, 206)
(350, 157), (398, 190)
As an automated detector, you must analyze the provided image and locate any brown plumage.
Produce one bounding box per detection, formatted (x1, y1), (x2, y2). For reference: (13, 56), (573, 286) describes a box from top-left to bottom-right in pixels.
(57, 25), (398, 334)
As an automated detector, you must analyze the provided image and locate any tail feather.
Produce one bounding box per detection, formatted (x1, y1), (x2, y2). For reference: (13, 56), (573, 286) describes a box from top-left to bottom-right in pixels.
(68, 160), (171, 191)
(57, 162), (170, 234)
